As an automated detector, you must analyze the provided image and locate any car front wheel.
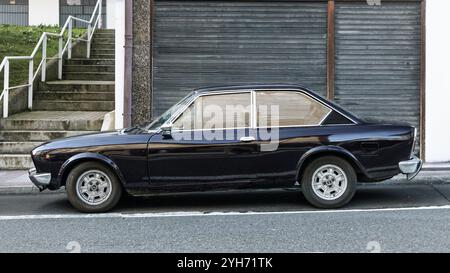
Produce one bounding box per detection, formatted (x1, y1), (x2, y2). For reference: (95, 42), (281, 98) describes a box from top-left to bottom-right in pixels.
(66, 162), (122, 213)
(301, 156), (356, 209)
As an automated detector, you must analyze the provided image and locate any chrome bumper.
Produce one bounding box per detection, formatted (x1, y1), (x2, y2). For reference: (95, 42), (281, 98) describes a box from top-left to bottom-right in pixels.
(399, 156), (423, 180)
(28, 168), (51, 191)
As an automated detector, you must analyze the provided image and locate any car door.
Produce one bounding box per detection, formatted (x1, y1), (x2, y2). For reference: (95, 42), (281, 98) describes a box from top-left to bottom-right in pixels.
(253, 90), (333, 186)
(147, 91), (259, 187)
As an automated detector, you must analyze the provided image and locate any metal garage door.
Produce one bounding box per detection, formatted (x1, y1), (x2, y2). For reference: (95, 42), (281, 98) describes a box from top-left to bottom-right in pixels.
(334, 1), (421, 149)
(0, 0), (28, 26)
(153, 1), (328, 116)
(60, 0), (106, 28)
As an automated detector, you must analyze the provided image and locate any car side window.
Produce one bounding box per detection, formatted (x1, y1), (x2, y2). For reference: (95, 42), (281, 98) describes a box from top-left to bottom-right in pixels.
(256, 91), (331, 127)
(173, 92), (251, 130)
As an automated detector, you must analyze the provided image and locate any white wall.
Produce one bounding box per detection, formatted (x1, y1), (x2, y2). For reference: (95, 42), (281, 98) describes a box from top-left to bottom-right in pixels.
(114, 0), (125, 129)
(106, 0), (116, 29)
(426, 0), (450, 162)
(28, 0), (59, 26)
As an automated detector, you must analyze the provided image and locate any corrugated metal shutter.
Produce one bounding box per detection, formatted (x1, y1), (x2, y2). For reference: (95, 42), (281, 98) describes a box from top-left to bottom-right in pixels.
(0, 0), (28, 26)
(153, 1), (328, 116)
(334, 1), (421, 150)
(59, 0), (106, 28)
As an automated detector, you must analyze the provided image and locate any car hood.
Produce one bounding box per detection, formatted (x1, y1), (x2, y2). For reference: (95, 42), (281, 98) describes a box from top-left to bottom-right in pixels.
(32, 130), (156, 154)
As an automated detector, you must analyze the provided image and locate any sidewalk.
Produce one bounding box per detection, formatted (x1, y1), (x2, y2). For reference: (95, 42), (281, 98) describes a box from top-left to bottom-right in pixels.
(0, 163), (449, 194)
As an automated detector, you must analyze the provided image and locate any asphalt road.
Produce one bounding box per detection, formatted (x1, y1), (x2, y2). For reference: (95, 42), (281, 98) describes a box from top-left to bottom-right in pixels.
(1, 182), (450, 253)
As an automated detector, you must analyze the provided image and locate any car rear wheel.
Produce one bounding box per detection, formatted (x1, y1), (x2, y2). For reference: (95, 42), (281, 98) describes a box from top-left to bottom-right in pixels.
(301, 156), (356, 209)
(66, 162), (122, 213)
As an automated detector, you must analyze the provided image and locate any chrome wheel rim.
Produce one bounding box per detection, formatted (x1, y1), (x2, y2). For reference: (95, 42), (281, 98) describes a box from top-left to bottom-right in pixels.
(76, 170), (112, 206)
(312, 164), (348, 201)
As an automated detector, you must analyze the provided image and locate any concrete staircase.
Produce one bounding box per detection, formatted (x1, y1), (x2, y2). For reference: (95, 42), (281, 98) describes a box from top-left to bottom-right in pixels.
(0, 29), (115, 170)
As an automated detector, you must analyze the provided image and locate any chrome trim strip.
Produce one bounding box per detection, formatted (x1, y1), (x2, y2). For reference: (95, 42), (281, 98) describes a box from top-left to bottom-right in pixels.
(251, 90), (257, 129)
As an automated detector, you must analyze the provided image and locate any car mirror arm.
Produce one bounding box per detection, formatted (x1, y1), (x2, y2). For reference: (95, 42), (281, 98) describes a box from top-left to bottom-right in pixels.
(160, 123), (173, 138)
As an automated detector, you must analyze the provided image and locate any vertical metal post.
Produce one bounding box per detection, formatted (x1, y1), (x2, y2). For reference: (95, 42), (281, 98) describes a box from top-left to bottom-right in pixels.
(68, 18), (73, 59)
(41, 35), (47, 82)
(28, 59), (33, 109)
(58, 36), (63, 80)
(3, 60), (9, 118)
(99, 0), (103, 29)
(87, 24), (92, 58)
(327, 0), (335, 101)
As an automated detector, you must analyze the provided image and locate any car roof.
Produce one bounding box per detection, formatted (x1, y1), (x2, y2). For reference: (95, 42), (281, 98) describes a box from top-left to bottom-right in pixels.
(192, 84), (363, 124)
(193, 84), (310, 93)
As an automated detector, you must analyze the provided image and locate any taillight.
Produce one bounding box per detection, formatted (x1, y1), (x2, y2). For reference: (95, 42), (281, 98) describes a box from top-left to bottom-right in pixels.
(411, 127), (417, 157)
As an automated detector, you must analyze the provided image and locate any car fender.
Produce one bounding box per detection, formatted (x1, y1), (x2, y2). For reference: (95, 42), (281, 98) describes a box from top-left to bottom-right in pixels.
(57, 152), (126, 187)
(295, 146), (368, 181)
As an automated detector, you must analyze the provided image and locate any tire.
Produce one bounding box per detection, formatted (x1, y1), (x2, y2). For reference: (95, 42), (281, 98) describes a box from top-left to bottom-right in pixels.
(301, 156), (356, 209)
(66, 162), (122, 213)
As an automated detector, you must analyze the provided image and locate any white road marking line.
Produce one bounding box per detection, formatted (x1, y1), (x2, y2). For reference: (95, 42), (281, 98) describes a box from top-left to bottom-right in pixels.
(1, 205), (450, 221)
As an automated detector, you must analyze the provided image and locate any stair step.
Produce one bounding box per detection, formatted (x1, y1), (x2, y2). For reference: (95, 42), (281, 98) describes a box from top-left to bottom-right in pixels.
(91, 45), (115, 51)
(90, 49), (115, 55)
(96, 29), (115, 33)
(33, 100), (114, 111)
(0, 130), (98, 142)
(0, 154), (34, 170)
(91, 42), (115, 47)
(92, 41), (115, 47)
(0, 142), (43, 154)
(0, 110), (106, 130)
(89, 54), (116, 59)
(93, 34), (115, 40)
(63, 72), (115, 81)
(40, 81), (115, 92)
(35, 91), (114, 101)
(65, 59), (115, 66)
(63, 65), (115, 73)
(0, 117), (105, 131)
(95, 32), (115, 36)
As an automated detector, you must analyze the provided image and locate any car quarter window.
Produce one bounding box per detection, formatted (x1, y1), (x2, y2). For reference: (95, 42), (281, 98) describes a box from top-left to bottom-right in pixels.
(173, 92), (251, 130)
(256, 91), (331, 127)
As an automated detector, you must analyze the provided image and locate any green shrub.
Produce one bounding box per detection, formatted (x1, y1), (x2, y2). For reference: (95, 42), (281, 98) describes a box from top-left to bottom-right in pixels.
(0, 25), (84, 88)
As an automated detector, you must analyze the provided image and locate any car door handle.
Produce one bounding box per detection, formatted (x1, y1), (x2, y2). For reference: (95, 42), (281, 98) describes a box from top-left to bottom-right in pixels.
(240, 136), (255, 142)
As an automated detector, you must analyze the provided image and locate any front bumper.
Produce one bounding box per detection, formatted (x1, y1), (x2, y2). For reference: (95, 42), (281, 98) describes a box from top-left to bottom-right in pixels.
(399, 156), (423, 180)
(28, 168), (51, 191)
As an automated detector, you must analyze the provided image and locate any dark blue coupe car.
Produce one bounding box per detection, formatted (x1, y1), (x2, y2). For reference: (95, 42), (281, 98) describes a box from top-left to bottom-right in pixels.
(29, 85), (422, 212)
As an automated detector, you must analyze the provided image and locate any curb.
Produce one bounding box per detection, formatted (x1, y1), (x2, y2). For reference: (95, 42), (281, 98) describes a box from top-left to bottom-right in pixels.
(0, 175), (449, 196)
(0, 186), (66, 195)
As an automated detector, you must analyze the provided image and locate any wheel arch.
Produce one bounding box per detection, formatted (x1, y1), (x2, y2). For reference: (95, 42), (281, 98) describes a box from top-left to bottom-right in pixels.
(295, 146), (368, 183)
(57, 153), (127, 187)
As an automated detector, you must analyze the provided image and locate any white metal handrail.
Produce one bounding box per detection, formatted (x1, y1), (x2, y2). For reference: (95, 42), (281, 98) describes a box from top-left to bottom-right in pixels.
(0, 0), (103, 118)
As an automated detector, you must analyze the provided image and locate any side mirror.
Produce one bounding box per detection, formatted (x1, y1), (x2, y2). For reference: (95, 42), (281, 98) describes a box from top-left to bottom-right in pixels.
(161, 123), (173, 137)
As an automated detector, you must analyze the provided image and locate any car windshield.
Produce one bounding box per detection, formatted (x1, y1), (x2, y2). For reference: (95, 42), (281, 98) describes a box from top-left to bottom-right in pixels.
(144, 92), (195, 131)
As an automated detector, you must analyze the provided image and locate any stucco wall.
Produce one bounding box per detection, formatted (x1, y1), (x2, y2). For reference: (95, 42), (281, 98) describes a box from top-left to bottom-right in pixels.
(131, 0), (152, 125)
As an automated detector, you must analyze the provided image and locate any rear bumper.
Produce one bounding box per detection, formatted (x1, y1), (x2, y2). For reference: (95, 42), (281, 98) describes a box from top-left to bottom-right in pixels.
(28, 168), (51, 191)
(399, 156), (423, 180)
